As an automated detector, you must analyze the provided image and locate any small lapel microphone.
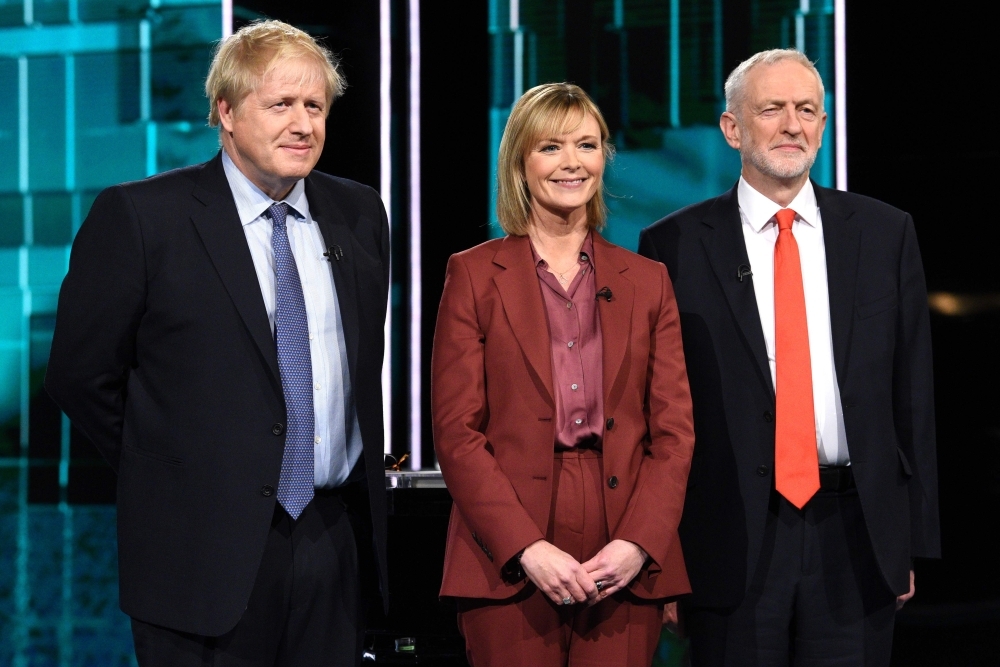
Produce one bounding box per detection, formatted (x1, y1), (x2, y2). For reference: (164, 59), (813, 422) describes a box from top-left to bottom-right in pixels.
(595, 287), (613, 302)
(324, 245), (343, 262)
(737, 265), (753, 282)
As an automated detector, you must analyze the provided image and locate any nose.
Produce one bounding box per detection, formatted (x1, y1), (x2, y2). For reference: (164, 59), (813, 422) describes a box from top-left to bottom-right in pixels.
(288, 103), (313, 135)
(561, 145), (582, 169)
(782, 104), (802, 135)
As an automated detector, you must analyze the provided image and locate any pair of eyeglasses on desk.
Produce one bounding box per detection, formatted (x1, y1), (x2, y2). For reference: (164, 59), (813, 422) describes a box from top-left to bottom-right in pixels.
(383, 453), (410, 471)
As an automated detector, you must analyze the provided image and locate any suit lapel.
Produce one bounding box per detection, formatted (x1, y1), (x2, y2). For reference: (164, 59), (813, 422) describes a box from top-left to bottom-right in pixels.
(305, 176), (361, 386)
(492, 235), (554, 407)
(701, 186), (775, 397)
(592, 234), (635, 414)
(816, 184), (860, 383)
(189, 154), (281, 387)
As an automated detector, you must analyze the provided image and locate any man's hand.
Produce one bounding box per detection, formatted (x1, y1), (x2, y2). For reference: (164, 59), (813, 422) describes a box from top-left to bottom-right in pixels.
(896, 569), (915, 610)
(520, 540), (599, 606)
(663, 601), (681, 636)
(581, 539), (647, 603)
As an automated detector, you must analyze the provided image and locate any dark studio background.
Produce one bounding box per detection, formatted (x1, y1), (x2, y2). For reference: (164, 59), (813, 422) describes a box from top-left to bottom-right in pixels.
(0, 0), (994, 663)
(242, 1), (999, 661)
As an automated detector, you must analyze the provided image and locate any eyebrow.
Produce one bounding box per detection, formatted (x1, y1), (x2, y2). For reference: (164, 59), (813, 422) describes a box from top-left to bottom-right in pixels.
(759, 98), (820, 107)
(537, 134), (600, 143)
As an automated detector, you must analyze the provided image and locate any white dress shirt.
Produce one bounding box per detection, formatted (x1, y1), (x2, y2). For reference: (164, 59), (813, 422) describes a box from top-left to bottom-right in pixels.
(222, 150), (363, 488)
(738, 177), (850, 466)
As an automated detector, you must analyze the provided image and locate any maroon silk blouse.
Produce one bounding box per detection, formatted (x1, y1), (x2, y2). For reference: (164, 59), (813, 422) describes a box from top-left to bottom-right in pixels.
(529, 234), (604, 450)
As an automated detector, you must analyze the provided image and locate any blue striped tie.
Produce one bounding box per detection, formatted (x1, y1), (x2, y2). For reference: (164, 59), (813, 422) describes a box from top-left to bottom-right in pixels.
(270, 202), (314, 519)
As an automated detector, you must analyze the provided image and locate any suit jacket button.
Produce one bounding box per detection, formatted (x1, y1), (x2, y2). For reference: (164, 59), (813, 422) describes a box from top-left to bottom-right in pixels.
(756, 465), (769, 477)
(607, 475), (619, 489)
(606, 417), (614, 430)
(763, 411), (774, 423)
(261, 485), (275, 497)
(272, 423), (285, 435)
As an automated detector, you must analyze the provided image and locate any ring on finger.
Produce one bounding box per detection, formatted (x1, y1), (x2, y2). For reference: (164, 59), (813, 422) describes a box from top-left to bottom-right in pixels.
(561, 597), (573, 605)
(595, 580), (605, 592)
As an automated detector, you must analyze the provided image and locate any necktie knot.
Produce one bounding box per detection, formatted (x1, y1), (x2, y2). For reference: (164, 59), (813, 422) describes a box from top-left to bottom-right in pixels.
(775, 208), (797, 232)
(269, 202), (290, 229)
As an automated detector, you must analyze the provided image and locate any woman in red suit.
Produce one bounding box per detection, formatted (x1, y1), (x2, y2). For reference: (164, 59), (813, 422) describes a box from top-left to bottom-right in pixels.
(432, 83), (694, 666)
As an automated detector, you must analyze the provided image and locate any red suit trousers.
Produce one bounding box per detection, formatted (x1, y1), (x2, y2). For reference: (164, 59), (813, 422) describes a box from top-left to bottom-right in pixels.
(457, 450), (663, 667)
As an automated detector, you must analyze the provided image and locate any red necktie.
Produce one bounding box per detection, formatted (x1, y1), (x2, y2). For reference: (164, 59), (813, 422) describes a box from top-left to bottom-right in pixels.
(773, 208), (819, 509)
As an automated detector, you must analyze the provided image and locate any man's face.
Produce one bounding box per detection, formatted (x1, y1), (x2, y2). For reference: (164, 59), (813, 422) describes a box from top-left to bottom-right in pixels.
(724, 60), (827, 184)
(219, 57), (328, 200)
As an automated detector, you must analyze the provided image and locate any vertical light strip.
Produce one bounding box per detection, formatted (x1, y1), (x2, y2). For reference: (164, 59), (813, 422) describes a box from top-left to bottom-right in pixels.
(14, 53), (30, 667)
(834, 0), (847, 190)
(19, 57), (28, 194)
(511, 0), (523, 98)
(669, 0), (680, 127)
(380, 0), (392, 454)
(139, 19), (156, 176)
(65, 55), (75, 193)
(222, 0), (232, 38)
(408, 0), (422, 469)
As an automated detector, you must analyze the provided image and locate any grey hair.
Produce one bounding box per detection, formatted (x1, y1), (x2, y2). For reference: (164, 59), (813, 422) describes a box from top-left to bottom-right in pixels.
(724, 49), (825, 116)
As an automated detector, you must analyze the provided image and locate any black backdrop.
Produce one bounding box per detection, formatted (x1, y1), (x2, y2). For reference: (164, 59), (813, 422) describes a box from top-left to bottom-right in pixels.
(235, 1), (998, 660)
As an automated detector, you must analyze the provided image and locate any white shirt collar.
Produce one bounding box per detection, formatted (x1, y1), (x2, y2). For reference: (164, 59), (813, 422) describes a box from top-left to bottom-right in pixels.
(737, 176), (820, 233)
(221, 149), (311, 226)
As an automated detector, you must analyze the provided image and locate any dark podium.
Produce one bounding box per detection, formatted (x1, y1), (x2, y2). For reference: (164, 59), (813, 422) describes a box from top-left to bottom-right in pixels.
(364, 471), (468, 665)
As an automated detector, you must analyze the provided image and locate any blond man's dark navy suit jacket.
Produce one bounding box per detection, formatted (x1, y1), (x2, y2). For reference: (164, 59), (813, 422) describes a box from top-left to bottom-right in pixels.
(45, 152), (390, 636)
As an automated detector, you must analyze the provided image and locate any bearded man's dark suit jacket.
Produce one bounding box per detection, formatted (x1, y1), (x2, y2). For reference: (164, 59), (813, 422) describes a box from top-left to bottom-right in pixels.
(44, 152), (390, 636)
(637, 182), (940, 608)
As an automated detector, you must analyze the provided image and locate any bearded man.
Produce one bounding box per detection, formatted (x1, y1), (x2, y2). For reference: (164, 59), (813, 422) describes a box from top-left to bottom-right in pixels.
(638, 49), (939, 666)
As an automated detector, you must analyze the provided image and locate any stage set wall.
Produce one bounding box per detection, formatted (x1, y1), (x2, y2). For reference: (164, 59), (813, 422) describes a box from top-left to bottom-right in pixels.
(0, 0), (996, 664)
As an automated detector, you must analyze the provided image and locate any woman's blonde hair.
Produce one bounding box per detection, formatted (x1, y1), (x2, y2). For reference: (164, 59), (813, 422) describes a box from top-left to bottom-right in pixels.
(205, 19), (345, 127)
(496, 83), (614, 236)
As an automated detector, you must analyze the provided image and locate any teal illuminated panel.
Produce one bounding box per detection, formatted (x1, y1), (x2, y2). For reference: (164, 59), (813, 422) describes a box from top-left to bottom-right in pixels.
(489, 0), (839, 247)
(0, 2), (222, 663)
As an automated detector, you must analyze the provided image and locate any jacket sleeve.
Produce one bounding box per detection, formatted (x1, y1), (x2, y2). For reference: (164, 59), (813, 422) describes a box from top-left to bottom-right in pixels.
(893, 214), (941, 559)
(432, 254), (545, 569)
(44, 186), (147, 472)
(612, 261), (695, 570)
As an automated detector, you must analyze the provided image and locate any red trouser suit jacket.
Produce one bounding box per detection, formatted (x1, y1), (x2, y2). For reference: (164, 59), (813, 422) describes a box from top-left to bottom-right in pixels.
(432, 232), (696, 600)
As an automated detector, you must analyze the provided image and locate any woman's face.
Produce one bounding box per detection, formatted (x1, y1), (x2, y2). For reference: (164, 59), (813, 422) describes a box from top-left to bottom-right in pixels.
(522, 113), (604, 222)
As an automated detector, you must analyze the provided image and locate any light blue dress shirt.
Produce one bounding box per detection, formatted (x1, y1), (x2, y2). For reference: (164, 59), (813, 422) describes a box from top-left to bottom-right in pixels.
(222, 150), (362, 488)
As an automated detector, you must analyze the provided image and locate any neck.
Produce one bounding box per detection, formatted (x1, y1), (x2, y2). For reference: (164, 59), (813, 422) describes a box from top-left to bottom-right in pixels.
(526, 204), (590, 265)
(222, 143), (295, 201)
(740, 166), (809, 208)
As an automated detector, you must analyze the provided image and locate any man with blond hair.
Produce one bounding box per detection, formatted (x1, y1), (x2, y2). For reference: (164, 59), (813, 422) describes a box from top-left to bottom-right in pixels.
(46, 20), (389, 666)
(639, 49), (939, 665)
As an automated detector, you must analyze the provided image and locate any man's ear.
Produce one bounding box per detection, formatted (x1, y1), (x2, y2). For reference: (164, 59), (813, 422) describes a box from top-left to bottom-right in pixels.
(218, 98), (236, 133)
(720, 112), (741, 150)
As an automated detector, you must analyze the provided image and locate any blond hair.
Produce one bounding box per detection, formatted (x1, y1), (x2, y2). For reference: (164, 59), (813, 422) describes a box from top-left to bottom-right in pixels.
(205, 19), (344, 127)
(724, 49), (825, 116)
(496, 83), (614, 236)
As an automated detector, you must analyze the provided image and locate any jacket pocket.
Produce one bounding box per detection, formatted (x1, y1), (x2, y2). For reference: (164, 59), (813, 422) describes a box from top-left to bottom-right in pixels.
(896, 447), (913, 478)
(123, 445), (184, 467)
(856, 292), (898, 320)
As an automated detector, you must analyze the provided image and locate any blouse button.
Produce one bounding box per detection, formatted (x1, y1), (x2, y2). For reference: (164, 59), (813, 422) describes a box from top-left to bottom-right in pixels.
(566, 302), (572, 309)
(574, 419), (583, 425)
(567, 341), (574, 348)
(571, 383), (578, 390)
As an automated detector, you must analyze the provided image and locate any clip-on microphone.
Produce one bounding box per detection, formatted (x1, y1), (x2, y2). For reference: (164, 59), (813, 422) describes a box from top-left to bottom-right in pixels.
(595, 286), (613, 302)
(324, 245), (344, 262)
